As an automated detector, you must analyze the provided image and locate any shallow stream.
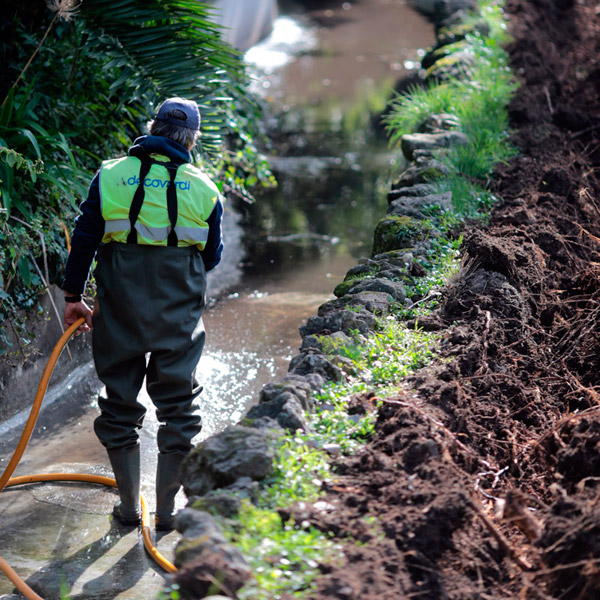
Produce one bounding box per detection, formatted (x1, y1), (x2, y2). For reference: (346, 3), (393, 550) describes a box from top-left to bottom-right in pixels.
(200, 0), (433, 437)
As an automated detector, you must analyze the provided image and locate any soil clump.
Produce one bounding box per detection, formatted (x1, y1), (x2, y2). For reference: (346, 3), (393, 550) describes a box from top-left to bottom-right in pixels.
(294, 1), (600, 598)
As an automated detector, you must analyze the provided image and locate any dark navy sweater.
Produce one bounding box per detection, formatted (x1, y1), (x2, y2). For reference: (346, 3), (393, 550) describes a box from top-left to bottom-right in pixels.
(62, 135), (224, 295)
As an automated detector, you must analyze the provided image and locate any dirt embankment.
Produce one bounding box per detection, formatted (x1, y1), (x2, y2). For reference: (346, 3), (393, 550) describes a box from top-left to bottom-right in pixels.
(294, 1), (600, 598)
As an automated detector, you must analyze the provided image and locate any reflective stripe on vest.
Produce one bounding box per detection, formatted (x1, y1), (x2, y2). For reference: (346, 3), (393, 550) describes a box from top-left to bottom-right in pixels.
(99, 154), (219, 249)
(104, 219), (209, 244)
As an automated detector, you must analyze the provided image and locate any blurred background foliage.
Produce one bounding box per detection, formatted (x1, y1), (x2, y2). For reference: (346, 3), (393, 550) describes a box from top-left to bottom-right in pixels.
(0, 0), (275, 356)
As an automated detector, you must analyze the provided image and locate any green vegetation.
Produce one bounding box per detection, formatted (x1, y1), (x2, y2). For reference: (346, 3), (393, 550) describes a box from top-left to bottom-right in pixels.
(0, 0), (275, 355)
(372, 215), (434, 254)
(229, 503), (343, 600)
(385, 1), (517, 215)
(209, 310), (443, 598)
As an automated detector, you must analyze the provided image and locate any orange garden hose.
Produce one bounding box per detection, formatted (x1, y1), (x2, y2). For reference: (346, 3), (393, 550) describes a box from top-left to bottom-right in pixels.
(0, 318), (177, 600)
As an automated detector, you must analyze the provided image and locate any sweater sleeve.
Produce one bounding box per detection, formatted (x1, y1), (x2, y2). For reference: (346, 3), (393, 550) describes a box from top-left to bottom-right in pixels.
(61, 172), (105, 294)
(201, 197), (224, 272)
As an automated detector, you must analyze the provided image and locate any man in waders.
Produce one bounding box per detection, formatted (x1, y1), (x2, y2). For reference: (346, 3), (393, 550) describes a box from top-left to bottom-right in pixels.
(61, 98), (223, 530)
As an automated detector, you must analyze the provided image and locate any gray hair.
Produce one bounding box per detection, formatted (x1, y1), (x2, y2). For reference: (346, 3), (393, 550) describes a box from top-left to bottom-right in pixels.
(147, 109), (200, 150)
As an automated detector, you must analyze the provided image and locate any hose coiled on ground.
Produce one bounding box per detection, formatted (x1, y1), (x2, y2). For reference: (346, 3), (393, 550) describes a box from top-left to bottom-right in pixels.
(0, 318), (177, 600)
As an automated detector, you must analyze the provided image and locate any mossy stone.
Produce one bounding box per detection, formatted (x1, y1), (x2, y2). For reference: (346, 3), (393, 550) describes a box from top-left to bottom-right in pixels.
(425, 50), (475, 83)
(372, 216), (432, 255)
(191, 492), (242, 518)
(333, 271), (383, 298)
(421, 40), (469, 70)
(333, 280), (352, 297)
(436, 22), (485, 47)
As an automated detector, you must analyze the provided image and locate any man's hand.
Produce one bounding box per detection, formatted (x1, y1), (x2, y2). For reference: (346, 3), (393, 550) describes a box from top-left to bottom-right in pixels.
(64, 300), (93, 335)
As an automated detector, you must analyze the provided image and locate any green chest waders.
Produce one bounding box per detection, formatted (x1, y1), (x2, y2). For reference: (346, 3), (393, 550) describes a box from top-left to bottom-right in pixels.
(92, 157), (207, 528)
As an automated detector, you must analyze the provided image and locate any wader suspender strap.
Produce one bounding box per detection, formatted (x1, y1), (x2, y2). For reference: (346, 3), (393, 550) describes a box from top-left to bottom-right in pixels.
(127, 159), (180, 246)
(127, 161), (152, 244)
(165, 164), (179, 247)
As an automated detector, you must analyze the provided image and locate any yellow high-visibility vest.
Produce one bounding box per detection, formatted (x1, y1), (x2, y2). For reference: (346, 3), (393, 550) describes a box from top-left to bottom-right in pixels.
(99, 154), (219, 249)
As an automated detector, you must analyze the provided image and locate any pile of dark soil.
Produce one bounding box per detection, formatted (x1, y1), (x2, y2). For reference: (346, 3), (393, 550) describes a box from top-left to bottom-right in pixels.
(291, 1), (600, 598)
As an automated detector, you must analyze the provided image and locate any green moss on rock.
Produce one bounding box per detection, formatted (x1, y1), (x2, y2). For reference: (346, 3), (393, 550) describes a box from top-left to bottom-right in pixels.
(332, 267), (379, 297)
(425, 50), (475, 82)
(372, 216), (432, 256)
(436, 21), (488, 47)
(334, 278), (360, 297)
(422, 40), (469, 70)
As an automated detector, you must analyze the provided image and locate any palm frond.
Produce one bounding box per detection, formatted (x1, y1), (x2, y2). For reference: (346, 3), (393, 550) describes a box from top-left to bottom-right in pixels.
(80, 0), (249, 159)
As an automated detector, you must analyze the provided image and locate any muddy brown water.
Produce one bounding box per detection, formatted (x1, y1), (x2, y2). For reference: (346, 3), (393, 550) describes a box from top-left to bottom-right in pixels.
(0, 1), (433, 598)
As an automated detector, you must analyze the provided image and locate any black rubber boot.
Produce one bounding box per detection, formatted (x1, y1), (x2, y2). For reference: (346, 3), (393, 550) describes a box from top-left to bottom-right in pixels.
(107, 445), (141, 526)
(155, 453), (185, 531)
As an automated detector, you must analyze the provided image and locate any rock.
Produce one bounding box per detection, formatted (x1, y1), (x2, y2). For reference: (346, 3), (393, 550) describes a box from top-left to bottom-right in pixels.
(435, 8), (469, 31)
(302, 330), (354, 355)
(372, 250), (415, 270)
(304, 372), (325, 393)
(401, 131), (469, 162)
(191, 490), (243, 518)
(289, 350), (344, 382)
(333, 277), (363, 298)
(334, 257), (410, 297)
(390, 181), (438, 195)
(330, 354), (358, 375)
(344, 262), (380, 278)
(176, 508), (228, 548)
(345, 277), (407, 302)
(259, 376), (313, 410)
(389, 192), (453, 219)
(439, 14), (490, 41)
(175, 544), (251, 599)
(225, 476), (259, 498)
(246, 394), (309, 432)
(181, 426), (281, 496)
(436, 20), (486, 47)
(419, 113), (461, 133)
(422, 40), (469, 70)
(322, 443), (342, 457)
(301, 334), (322, 351)
(245, 416), (285, 432)
(425, 48), (476, 83)
(377, 266), (410, 280)
(299, 307), (378, 335)
(433, 0), (477, 24)
(392, 159), (451, 188)
(189, 477), (258, 518)
(326, 330), (354, 348)
(372, 215), (433, 256)
(319, 291), (394, 317)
